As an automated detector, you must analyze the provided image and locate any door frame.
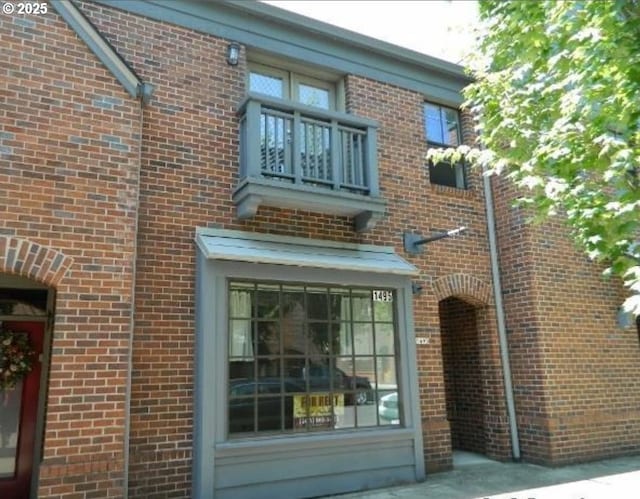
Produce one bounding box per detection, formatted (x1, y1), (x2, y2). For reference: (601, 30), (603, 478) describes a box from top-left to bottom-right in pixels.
(0, 289), (54, 498)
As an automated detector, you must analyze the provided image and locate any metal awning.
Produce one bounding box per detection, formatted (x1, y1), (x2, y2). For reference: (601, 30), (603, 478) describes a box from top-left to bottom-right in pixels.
(195, 229), (417, 275)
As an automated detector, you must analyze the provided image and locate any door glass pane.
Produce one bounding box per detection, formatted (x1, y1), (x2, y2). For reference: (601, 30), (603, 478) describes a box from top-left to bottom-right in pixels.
(0, 381), (22, 478)
(298, 84), (330, 109)
(250, 72), (284, 98)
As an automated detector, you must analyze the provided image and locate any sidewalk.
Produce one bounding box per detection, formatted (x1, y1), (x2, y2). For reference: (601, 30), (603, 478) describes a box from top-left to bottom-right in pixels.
(322, 452), (640, 499)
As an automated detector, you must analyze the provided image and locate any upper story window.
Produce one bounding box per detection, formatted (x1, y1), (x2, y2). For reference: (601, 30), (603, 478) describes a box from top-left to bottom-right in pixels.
(424, 102), (466, 189)
(249, 63), (335, 110)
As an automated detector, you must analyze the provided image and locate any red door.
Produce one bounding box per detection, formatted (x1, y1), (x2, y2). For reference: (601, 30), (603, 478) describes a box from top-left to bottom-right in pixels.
(0, 321), (44, 499)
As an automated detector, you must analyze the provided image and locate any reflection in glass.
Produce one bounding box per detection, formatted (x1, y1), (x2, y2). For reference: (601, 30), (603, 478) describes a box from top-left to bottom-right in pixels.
(307, 290), (328, 320)
(257, 286), (279, 319)
(257, 358), (280, 379)
(374, 299), (393, 323)
(376, 356), (397, 389)
(298, 84), (330, 109)
(377, 391), (399, 426)
(330, 291), (350, 321)
(257, 321), (279, 356)
(352, 293), (372, 321)
(353, 323), (373, 355)
(0, 382), (22, 478)
(249, 72), (284, 98)
(229, 392), (256, 433)
(284, 358), (306, 385)
(308, 322), (330, 356)
(334, 322), (352, 356)
(228, 281), (401, 435)
(375, 323), (395, 356)
(282, 295), (305, 356)
(257, 396), (284, 431)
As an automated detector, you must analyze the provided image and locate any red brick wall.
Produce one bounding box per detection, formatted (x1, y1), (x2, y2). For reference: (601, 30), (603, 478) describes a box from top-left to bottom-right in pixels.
(78, 1), (507, 487)
(493, 176), (640, 464)
(441, 297), (485, 453)
(440, 297), (511, 460)
(18, 1), (640, 497)
(1, 9), (141, 498)
(345, 75), (508, 470)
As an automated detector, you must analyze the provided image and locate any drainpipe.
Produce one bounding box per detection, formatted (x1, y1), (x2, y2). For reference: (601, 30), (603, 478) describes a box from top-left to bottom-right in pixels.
(482, 173), (521, 460)
(123, 97), (148, 498)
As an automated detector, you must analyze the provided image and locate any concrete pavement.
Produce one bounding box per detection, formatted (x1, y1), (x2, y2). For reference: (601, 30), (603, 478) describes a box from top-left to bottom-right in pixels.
(322, 452), (640, 498)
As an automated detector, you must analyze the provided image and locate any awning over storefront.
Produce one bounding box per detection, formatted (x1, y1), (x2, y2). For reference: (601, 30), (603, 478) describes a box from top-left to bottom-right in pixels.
(195, 228), (417, 275)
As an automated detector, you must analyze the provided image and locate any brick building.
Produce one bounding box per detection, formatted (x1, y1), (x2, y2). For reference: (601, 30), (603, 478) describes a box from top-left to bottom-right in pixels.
(0, 1), (638, 498)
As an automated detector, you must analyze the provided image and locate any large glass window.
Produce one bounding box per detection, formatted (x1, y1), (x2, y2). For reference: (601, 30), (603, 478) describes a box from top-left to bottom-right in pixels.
(424, 102), (466, 189)
(228, 281), (401, 436)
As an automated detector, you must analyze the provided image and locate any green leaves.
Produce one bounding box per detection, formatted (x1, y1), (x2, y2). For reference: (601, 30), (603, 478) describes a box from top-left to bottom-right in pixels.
(434, 0), (640, 316)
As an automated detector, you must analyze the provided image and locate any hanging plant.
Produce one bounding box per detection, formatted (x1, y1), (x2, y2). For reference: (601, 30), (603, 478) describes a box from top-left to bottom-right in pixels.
(0, 328), (35, 391)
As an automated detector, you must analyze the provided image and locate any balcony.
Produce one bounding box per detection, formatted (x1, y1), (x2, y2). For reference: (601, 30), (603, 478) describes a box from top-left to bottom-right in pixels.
(234, 94), (386, 231)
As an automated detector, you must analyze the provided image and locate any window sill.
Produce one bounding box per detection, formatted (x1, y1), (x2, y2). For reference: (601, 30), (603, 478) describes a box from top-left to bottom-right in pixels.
(215, 426), (414, 457)
(429, 183), (477, 199)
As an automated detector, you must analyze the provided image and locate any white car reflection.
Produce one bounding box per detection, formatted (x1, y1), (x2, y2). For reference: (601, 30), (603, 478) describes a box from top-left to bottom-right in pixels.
(378, 391), (399, 423)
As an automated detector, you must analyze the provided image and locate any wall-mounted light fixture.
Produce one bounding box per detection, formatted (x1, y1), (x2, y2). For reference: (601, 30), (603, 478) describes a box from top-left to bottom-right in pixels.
(226, 42), (240, 66)
(403, 226), (467, 254)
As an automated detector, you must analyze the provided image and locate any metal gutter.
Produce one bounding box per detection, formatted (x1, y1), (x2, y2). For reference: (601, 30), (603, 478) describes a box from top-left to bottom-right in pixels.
(92, 0), (468, 105)
(227, 1), (470, 81)
(51, 0), (154, 104)
(482, 173), (521, 460)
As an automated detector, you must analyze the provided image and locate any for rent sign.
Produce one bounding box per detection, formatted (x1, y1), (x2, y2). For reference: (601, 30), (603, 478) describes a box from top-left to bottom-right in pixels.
(293, 393), (344, 429)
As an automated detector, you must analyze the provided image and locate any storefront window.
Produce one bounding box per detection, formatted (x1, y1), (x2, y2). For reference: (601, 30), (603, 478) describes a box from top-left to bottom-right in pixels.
(228, 281), (401, 436)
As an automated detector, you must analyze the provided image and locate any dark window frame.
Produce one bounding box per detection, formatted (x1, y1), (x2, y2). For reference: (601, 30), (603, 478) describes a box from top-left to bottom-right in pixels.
(424, 101), (466, 189)
(227, 279), (401, 437)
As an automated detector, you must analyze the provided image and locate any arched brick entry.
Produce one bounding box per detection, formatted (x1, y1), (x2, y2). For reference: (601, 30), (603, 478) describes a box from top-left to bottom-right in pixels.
(0, 236), (73, 287)
(432, 273), (511, 461)
(432, 273), (492, 306)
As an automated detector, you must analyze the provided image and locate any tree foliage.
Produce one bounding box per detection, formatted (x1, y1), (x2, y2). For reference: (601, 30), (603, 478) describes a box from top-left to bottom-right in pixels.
(429, 0), (640, 315)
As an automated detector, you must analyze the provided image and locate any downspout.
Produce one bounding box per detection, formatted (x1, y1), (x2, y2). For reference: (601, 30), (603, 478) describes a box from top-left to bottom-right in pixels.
(123, 83), (153, 497)
(482, 173), (521, 460)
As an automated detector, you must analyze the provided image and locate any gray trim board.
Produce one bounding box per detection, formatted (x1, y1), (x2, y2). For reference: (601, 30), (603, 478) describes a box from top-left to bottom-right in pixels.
(232, 178), (387, 231)
(195, 228), (417, 275)
(194, 229), (424, 498)
(93, 0), (469, 106)
(51, 0), (154, 104)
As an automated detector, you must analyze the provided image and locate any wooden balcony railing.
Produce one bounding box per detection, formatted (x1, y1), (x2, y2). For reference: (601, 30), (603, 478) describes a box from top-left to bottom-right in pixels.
(234, 94), (385, 231)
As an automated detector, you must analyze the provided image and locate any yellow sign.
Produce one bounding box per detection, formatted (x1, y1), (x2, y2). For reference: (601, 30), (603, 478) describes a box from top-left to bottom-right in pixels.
(293, 393), (344, 428)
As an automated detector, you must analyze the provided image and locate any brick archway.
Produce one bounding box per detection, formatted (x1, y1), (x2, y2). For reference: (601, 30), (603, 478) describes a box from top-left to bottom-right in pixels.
(0, 236), (73, 287)
(433, 273), (511, 461)
(432, 273), (492, 307)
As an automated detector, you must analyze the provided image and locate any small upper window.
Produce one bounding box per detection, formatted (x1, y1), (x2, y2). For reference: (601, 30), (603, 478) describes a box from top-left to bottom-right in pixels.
(424, 102), (466, 189)
(248, 62), (335, 110)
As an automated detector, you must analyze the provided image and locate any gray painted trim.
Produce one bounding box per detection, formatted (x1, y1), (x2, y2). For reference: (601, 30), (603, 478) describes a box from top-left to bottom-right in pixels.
(196, 227), (399, 255)
(30, 290), (55, 498)
(400, 280), (425, 480)
(232, 178), (387, 227)
(193, 251), (217, 498)
(196, 230), (416, 275)
(93, 0), (468, 106)
(51, 0), (154, 104)
(238, 93), (379, 128)
(193, 233), (424, 497)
